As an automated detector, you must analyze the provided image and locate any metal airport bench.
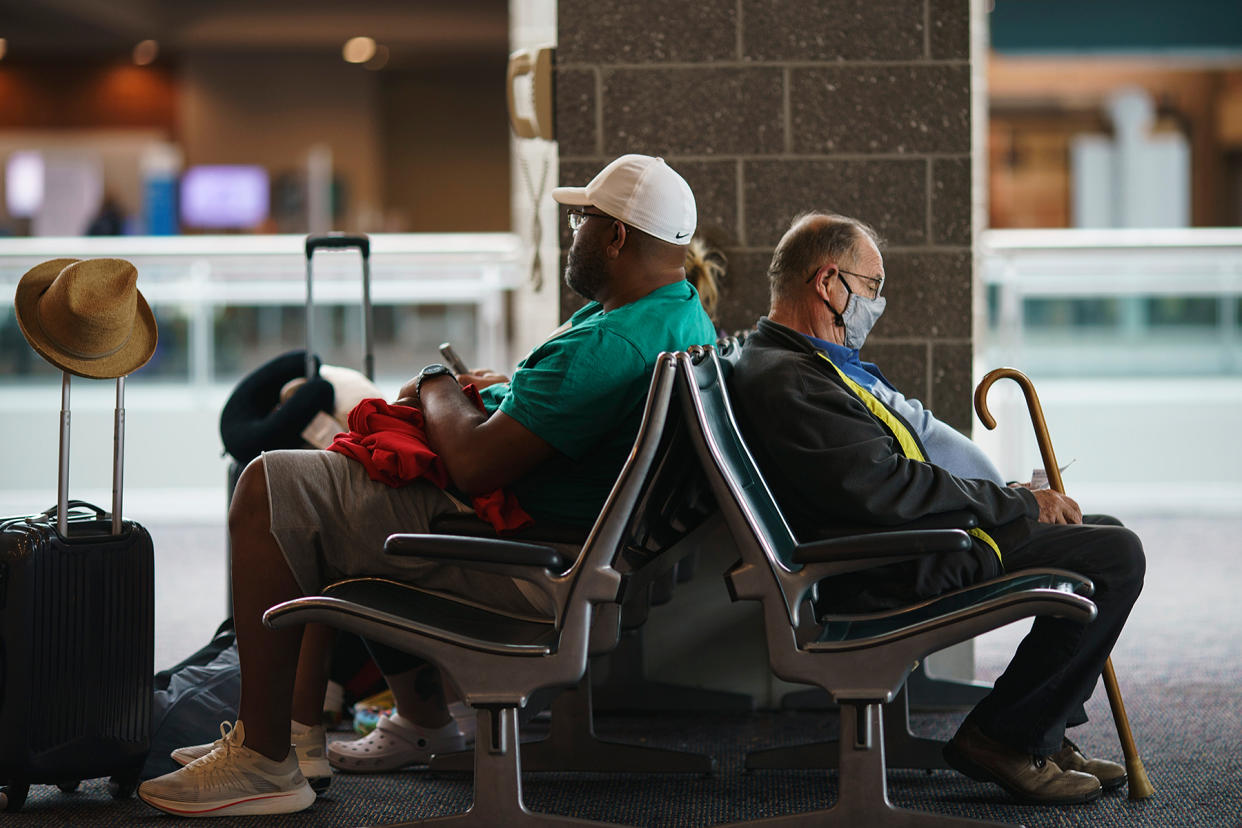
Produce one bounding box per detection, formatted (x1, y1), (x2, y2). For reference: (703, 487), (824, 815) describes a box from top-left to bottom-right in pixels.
(677, 345), (1099, 828)
(420, 385), (725, 776)
(262, 352), (713, 828)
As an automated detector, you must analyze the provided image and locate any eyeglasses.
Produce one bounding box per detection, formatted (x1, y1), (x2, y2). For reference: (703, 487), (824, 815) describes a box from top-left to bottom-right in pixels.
(805, 266), (885, 299)
(567, 208), (614, 233)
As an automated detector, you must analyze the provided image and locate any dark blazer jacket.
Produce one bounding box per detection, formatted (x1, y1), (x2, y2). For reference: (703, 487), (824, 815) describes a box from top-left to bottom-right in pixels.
(730, 317), (1040, 611)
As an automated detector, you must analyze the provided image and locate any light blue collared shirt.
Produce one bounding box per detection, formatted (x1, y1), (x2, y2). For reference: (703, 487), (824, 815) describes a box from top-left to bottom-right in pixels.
(804, 334), (1004, 485)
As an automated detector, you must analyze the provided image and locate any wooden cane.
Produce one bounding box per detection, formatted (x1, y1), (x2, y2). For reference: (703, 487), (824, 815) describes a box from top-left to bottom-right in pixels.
(974, 367), (1154, 800)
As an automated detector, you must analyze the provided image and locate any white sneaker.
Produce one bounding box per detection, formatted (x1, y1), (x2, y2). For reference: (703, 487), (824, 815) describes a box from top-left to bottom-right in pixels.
(140, 721), (315, 817)
(328, 712), (466, 772)
(171, 720), (331, 794)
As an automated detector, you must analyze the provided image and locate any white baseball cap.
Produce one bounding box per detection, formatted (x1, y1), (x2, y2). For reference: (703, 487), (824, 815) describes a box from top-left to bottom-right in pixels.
(553, 154), (696, 245)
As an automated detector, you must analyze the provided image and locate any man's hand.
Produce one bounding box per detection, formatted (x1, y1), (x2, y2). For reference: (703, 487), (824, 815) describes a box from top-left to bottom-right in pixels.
(457, 370), (509, 390)
(1031, 489), (1082, 525)
(419, 374), (554, 495)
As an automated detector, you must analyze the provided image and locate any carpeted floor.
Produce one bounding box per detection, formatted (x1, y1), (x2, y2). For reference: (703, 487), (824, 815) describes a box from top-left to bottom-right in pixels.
(8, 516), (1242, 827)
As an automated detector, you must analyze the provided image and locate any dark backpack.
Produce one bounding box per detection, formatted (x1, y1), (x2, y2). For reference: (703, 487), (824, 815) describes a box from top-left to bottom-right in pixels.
(140, 619), (240, 780)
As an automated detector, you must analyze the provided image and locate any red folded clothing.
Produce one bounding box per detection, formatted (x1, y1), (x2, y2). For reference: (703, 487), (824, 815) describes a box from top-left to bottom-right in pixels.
(327, 389), (532, 533)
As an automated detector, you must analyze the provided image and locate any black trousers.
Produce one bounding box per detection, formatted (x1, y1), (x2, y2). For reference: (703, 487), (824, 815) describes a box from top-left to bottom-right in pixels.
(966, 514), (1146, 755)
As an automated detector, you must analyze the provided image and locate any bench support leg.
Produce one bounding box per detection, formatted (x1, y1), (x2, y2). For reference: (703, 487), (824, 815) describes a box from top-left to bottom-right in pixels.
(431, 674), (715, 774)
(721, 702), (1021, 828)
(381, 706), (629, 827)
(745, 685), (947, 771)
(782, 662), (990, 713)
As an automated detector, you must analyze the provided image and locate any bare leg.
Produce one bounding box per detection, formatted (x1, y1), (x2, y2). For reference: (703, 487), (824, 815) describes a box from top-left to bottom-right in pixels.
(291, 623), (335, 727)
(229, 457), (320, 761)
(386, 664), (453, 728)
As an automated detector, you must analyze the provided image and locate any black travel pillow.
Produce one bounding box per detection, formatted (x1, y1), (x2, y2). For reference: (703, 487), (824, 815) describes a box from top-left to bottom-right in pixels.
(219, 350), (334, 465)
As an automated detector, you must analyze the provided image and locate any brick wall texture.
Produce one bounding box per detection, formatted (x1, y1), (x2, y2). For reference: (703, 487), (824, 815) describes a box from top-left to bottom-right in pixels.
(556, 0), (973, 432)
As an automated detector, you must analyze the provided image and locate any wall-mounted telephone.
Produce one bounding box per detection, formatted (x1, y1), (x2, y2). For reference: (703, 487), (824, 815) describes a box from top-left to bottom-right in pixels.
(506, 45), (555, 141)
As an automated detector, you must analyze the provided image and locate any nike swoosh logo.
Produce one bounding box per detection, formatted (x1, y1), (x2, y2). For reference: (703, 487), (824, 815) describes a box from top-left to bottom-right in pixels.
(675, 231), (689, 239)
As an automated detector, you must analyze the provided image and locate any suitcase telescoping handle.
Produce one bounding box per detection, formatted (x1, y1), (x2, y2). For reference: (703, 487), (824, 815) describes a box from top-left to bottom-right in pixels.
(57, 372), (125, 537)
(304, 232), (374, 382)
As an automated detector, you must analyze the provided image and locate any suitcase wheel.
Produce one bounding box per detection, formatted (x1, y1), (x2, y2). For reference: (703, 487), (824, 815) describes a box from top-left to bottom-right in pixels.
(58, 780), (81, 794)
(1, 783), (30, 812)
(109, 773), (139, 800)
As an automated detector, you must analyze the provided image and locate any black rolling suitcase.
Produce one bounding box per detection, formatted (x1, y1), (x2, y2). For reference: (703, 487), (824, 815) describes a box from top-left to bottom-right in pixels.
(0, 374), (155, 812)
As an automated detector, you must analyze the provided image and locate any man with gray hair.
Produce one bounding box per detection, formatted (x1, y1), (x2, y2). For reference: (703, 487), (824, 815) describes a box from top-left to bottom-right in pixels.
(730, 211), (1145, 806)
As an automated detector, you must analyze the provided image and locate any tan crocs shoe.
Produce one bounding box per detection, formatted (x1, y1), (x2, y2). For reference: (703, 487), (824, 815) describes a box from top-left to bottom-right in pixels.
(944, 721), (1102, 805)
(1051, 736), (1127, 791)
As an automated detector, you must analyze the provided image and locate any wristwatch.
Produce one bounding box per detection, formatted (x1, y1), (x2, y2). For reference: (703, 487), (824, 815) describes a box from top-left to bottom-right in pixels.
(415, 363), (455, 401)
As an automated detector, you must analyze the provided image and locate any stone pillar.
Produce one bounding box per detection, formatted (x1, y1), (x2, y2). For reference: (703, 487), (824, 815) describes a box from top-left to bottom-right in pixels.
(556, 0), (973, 431)
(556, 1), (978, 703)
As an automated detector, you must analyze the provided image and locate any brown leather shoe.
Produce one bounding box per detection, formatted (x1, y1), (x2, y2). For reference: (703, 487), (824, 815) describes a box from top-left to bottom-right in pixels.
(1050, 736), (1127, 791)
(944, 722), (1103, 805)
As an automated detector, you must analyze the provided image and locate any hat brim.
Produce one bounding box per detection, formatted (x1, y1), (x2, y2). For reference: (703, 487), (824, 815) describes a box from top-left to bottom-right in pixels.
(14, 258), (159, 380)
(551, 186), (591, 206)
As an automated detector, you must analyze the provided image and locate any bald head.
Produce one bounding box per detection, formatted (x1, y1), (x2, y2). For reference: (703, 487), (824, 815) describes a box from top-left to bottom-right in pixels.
(767, 212), (881, 308)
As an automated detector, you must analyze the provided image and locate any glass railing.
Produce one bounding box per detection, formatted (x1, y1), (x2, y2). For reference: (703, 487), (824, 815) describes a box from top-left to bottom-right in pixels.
(976, 228), (1242, 516)
(980, 228), (1242, 377)
(0, 233), (524, 387)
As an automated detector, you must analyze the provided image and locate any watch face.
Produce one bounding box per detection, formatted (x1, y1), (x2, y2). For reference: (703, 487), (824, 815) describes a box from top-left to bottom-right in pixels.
(417, 364), (452, 398)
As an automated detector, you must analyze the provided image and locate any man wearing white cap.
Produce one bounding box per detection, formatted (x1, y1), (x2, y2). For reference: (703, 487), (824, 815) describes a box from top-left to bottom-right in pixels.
(139, 155), (716, 817)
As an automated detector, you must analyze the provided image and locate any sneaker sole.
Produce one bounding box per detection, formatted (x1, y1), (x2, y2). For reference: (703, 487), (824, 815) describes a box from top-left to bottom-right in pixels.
(172, 753), (331, 796)
(139, 783), (316, 817)
(327, 751), (430, 773)
(301, 757), (333, 795)
(943, 741), (1103, 806)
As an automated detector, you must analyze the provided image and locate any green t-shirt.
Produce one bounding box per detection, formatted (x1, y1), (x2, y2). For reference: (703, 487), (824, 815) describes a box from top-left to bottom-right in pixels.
(477, 280), (715, 525)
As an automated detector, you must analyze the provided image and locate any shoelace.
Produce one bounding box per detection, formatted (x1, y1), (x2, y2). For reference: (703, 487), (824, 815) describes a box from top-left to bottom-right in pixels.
(184, 721), (239, 773)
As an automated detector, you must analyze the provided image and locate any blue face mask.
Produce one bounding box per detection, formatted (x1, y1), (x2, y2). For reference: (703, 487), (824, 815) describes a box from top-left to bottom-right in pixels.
(824, 273), (886, 349)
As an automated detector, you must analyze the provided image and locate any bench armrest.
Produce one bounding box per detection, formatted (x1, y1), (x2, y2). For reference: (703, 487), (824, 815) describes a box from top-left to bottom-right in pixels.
(384, 533), (572, 618)
(810, 510), (978, 541)
(791, 528), (972, 567)
(386, 533), (567, 569)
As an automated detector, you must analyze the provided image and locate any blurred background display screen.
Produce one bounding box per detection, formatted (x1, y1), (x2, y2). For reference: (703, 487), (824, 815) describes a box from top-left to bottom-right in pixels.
(180, 165), (270, 229)
(5, 151), (44, 218)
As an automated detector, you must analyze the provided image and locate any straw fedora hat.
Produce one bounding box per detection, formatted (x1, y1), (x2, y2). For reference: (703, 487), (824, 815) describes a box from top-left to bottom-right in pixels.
(14, 257), (158, 379)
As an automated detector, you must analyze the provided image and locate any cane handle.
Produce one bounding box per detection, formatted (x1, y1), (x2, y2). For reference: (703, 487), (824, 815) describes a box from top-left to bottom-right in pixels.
(974, 368), (1065, 492)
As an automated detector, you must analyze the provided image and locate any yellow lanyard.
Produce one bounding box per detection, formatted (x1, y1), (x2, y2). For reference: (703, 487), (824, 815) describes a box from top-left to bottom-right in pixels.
(816, 352), (1002, 564)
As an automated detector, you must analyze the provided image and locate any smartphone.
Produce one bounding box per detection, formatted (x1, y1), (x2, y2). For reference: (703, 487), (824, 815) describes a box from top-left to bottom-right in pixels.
(438, 342), (468, 374)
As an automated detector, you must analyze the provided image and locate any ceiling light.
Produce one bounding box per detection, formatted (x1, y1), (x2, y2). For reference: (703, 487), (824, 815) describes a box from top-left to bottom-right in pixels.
(342, 36), (376, 64)
(133, 39), (158, 65)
